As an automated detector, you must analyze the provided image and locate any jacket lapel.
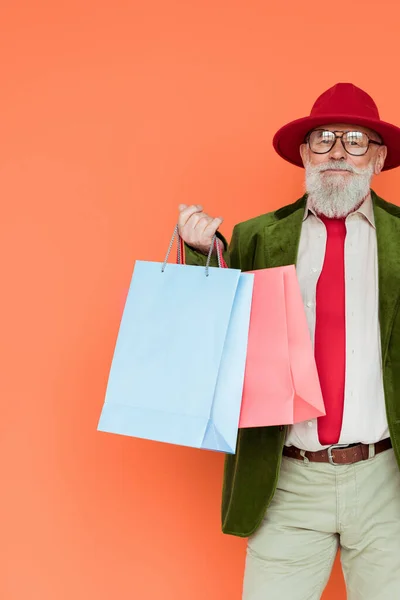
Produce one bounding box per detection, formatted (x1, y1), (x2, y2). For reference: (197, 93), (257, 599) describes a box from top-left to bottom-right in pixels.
(264, 196), (306, 268)
(373, 193), (400, 364)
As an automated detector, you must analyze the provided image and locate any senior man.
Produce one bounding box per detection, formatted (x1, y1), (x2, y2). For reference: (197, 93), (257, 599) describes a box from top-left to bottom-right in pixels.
(178, 83), (400, 599)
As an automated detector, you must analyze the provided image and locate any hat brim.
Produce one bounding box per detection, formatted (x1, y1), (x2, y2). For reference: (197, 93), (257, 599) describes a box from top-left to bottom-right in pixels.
(273, 114), (400, 171)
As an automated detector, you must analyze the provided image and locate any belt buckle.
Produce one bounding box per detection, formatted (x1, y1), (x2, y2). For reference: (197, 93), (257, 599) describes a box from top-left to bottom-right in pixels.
(327, 444), (350, 465)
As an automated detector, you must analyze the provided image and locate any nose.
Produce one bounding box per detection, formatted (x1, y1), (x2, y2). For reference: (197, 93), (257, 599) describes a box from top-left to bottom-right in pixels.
(328, 136), (347, 160)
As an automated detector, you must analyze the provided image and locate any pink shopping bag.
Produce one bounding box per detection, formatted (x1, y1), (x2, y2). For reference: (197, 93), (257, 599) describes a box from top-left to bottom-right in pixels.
(239, 265), (325, 427)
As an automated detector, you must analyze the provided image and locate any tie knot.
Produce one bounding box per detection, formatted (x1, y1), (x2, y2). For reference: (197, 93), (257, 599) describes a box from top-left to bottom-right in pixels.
(320, 216), (347, 236)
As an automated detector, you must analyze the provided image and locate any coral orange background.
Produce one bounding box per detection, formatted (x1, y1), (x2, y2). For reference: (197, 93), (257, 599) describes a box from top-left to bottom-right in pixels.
(2, 1), (399, 598)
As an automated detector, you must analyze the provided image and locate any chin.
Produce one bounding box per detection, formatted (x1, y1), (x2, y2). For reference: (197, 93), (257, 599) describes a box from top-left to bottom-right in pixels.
(324, 181), (349, 194)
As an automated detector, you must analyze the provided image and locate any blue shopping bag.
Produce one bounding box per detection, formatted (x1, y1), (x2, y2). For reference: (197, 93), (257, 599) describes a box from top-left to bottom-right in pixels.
(97, 229), (254, 453)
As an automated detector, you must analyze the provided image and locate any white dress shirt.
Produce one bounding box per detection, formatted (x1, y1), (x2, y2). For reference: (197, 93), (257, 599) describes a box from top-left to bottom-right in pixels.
(285, 194), (389, 451)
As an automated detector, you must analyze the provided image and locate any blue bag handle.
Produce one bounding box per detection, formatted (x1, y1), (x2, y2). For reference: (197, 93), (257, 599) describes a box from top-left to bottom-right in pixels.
(161, 225), (225, 276)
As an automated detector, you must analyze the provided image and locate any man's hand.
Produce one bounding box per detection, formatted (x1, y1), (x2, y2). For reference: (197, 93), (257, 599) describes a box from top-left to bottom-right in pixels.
(177, 204), (224, 255)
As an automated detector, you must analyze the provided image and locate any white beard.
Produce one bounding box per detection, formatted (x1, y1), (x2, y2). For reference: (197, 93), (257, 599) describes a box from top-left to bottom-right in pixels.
(305, 160), (375, 218)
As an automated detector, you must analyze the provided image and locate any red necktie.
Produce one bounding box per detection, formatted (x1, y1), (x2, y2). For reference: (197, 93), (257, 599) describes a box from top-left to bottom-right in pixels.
(315, 217), (346, 446)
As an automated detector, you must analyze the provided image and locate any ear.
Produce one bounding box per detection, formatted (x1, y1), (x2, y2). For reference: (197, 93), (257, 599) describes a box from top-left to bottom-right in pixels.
(299, 143), (308, 167)
(374, 145), (388, 175)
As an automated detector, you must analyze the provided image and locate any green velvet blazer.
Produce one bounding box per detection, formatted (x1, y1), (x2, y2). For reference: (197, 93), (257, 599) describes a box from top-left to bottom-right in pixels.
(184, 190), (400, 538)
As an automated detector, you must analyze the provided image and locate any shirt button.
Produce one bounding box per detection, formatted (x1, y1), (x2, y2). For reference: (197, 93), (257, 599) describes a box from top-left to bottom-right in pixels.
(308, 421), (313, 427)
(311, 267), (318, 273)
(306, 301), (313, 308)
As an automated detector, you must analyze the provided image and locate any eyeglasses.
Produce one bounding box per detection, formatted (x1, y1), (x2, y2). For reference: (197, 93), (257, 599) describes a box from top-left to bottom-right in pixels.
(305, 129), (383, 156)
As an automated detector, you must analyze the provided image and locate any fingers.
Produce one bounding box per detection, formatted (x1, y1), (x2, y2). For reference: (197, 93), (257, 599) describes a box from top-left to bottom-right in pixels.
(203, 216), (223, 236)
(177, 203), (224, 253)
(178, 204), (203, 228)
(193, 214), (211, 231)
(194, 215), (223, 246)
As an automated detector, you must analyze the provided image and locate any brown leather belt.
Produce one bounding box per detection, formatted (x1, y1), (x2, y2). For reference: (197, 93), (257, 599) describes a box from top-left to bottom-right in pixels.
(283, 438), (392, 465)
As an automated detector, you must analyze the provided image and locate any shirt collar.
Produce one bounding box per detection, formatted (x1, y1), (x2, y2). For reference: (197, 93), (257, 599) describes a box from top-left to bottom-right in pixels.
(303, 192), (375, 228)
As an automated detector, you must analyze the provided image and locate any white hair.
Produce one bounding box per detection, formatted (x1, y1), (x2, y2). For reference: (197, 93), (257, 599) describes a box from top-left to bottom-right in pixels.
(305, 160), (375, 218)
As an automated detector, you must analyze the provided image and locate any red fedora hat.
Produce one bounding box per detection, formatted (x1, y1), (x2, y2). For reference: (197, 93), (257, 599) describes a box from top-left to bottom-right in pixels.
(273, 83), (400, 171)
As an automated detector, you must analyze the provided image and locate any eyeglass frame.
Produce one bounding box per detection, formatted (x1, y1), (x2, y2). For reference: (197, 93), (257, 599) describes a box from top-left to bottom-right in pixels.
(304, 129), (384, 156)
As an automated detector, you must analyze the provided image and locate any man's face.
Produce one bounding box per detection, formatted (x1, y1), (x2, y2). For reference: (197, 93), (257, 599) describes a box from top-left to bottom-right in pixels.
(299, 123), (388, 218)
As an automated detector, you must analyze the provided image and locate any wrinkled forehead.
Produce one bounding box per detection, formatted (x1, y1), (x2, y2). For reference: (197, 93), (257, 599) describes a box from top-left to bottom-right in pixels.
(308, 123), (381, 141)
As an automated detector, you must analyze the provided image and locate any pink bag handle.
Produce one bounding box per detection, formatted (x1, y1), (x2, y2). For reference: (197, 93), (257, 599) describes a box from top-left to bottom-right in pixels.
(161, 225), (228, 276)
(178, 234), (228, 269)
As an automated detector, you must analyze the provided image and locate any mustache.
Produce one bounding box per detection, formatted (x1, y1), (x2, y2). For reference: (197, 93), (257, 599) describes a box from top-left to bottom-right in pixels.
(317, 161), (355, 173)
(308, 160), (374, 176)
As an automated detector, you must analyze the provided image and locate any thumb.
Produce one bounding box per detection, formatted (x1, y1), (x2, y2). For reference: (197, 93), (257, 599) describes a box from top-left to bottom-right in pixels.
(178, 203), (188, 211)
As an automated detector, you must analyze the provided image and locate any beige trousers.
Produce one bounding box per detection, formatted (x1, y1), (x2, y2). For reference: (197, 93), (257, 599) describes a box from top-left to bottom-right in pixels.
(243, 447), (400, 600)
